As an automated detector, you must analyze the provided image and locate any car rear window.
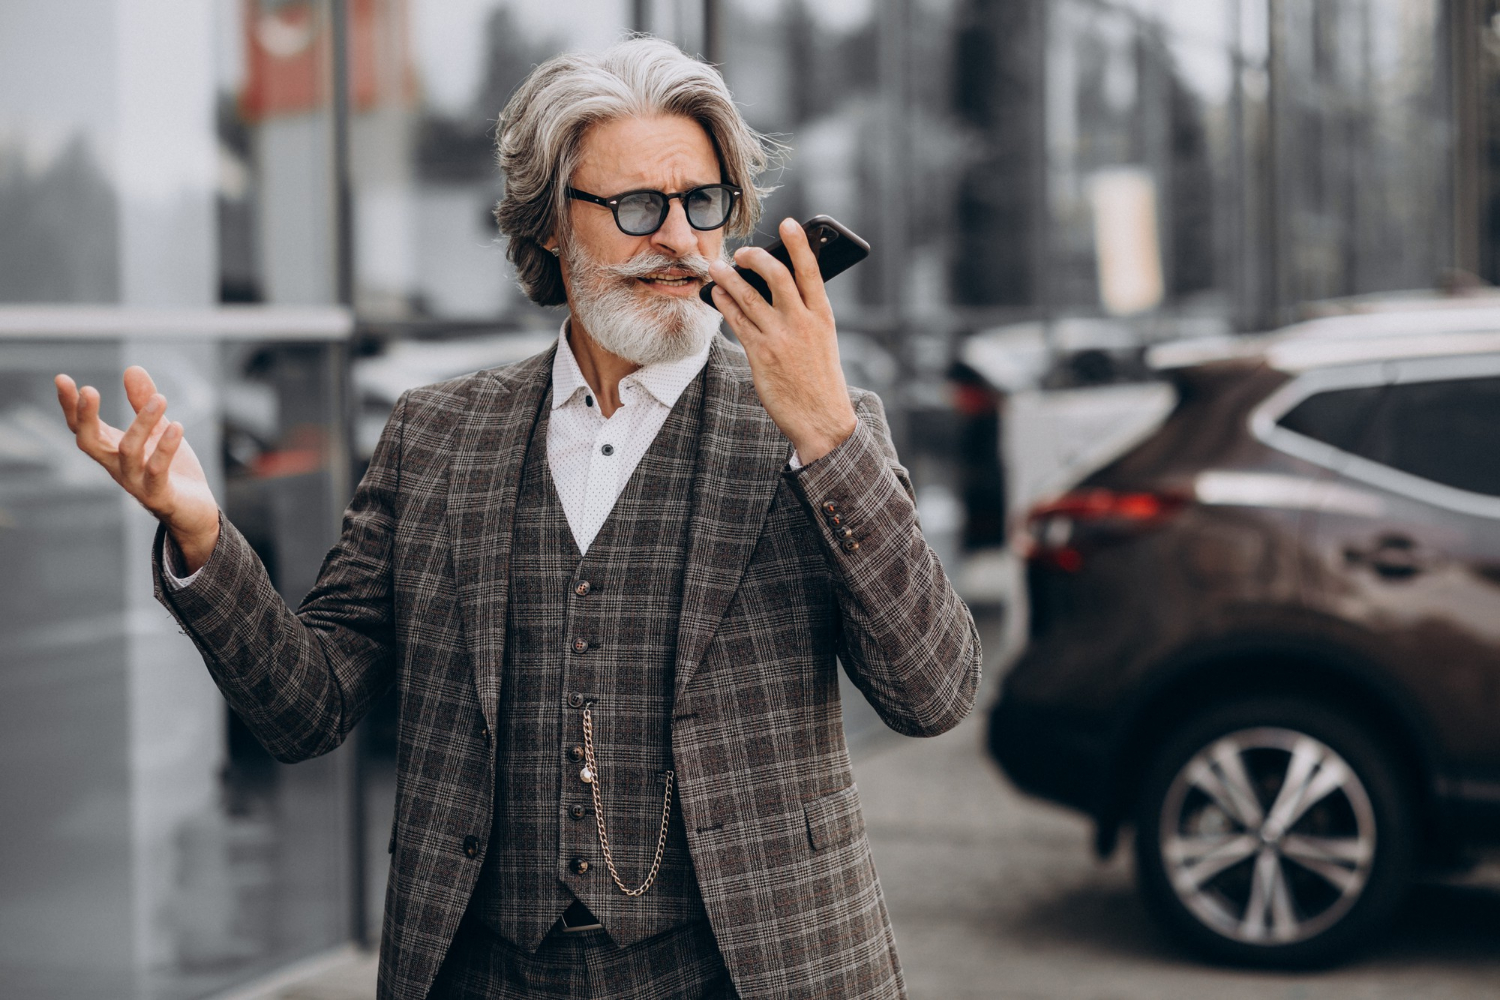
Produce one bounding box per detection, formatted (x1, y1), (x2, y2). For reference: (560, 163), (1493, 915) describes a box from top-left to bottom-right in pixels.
(1365, 377), (1500, 497)
(1275, 384), (1385, 452)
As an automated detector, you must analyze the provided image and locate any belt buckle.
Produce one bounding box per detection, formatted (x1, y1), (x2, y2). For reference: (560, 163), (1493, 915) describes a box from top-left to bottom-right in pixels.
(559, 902), (604, 934)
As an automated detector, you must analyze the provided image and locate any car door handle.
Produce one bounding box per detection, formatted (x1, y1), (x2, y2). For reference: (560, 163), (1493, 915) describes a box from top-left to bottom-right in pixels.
(1344, 534), (1424, 579)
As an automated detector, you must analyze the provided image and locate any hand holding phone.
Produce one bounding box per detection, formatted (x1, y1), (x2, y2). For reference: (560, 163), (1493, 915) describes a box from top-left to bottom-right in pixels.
(704, 216), (863, 465)
(700, 215), (870, 310)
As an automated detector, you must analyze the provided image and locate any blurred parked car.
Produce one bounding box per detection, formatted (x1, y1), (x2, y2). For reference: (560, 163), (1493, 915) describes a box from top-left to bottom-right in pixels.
(989, 305), (1500, 966)
(959, 319), (1181, 523)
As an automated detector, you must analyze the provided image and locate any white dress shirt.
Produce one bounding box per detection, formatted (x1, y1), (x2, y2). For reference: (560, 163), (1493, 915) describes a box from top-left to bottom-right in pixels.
(546, 321), (711, 554)
(164, 320), (715, 586)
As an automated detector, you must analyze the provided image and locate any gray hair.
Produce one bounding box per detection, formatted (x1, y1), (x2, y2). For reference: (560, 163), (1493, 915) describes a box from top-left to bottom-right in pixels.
(494, 36), (773, 306)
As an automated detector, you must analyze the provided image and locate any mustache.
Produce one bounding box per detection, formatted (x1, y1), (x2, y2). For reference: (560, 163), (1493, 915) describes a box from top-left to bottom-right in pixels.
(597, 251), (719, 282)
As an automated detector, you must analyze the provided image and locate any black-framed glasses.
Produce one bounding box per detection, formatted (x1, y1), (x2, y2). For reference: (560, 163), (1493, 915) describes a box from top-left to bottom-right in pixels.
(567, 183), (741, 236)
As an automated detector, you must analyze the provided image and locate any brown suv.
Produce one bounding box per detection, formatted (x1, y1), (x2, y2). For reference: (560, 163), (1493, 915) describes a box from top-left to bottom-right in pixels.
(988, 308), (1500, 966)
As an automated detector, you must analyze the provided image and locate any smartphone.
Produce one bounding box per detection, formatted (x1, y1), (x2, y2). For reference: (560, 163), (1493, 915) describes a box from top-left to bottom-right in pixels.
(699, 215), (871, 310)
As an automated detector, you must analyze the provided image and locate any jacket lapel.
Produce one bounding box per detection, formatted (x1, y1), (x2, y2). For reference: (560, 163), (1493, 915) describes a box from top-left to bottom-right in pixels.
(674, 337), (792, 703)
(448, 346), (554, 735)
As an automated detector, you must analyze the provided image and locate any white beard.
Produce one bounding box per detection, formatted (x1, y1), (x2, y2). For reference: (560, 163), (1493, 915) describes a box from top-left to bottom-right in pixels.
(564, 243), (724, 367)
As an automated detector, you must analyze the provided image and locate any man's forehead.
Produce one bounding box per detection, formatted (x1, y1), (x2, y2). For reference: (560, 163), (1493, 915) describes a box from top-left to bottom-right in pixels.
(572, 114), (721, 191)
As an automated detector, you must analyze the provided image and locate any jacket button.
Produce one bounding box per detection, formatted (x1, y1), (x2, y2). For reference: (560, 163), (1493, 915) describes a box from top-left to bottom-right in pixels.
(570, 856), (590, 875)
(842, 539), (860, 552)
(574, 580), (591, 596)
(569, 804), (587, 820)
(568, 692), (584, 708)
(480, 725), (490, 741)
(836, 526), (854, 538)
(821, 501), (838, 517)
(462, 835), (479, 858)
(569, 745), (585, 761)
(572, 638), (589, 654)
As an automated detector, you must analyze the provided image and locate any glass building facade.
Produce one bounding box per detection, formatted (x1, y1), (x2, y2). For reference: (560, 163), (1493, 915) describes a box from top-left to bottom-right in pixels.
(0, 3), (359, 997)
(2, 1), (1497, 996)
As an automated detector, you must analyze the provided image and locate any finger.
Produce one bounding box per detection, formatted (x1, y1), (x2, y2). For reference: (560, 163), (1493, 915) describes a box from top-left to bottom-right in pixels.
(55, 375), (81, 432)
(710, 284), (763, 347)
(733, 245), (802, 315)
(708, 258), (779, 329)
(142, 402), (174, 452)
(73, 385), (116, 459)
(118, 393), (166, 480)
(123, 366), (160, 415)
(779, 217), (832, 315)
(144, 420), (183, 489)
(75, 386), (126, 451)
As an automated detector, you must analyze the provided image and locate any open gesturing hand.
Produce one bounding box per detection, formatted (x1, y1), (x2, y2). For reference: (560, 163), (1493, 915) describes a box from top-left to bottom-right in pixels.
(55, 365), (220, 572)
(708, 217), (858, 465)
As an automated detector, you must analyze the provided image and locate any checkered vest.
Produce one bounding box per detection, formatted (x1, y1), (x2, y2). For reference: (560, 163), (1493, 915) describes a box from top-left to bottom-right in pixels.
(469, 373), (709, 951)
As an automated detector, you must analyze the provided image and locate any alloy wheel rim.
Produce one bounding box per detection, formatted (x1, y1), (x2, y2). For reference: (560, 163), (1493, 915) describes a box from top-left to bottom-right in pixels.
(1158, 726), (1377, 946)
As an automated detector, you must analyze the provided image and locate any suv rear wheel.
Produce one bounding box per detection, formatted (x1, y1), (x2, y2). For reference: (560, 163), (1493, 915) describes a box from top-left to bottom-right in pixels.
(1134, 697), (1413, 966)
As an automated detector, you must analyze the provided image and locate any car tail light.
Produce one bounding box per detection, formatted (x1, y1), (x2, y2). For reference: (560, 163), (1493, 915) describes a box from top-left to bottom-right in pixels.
(1020, 487), (1188, 572)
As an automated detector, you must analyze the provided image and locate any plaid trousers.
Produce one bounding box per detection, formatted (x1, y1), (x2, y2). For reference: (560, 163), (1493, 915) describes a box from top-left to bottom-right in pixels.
(430, 916), (737, 999)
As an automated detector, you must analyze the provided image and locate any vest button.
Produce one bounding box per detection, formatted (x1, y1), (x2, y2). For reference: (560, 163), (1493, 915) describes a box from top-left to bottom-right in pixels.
(569, 804), (587, 821)
(572, 638), (589, 654)
(569, 745), (585, 762)
(462, 835), (479, 858)
(574, 580), (591, 597)
(568, 692), (584, 708)
(570, 856), (590, 875)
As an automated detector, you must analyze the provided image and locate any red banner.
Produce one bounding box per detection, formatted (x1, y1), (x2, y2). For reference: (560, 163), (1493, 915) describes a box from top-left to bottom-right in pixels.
(240, 0), (414, 122)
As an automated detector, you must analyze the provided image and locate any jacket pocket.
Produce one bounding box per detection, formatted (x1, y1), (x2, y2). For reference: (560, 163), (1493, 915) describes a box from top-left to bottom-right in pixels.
(803, 783), (865, 852)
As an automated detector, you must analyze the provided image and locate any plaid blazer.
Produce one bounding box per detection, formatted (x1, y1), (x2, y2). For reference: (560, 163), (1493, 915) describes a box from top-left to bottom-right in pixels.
(154, 336), (982, 1000)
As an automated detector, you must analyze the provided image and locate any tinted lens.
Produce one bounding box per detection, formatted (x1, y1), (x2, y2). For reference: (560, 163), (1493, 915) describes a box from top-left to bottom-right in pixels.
(614, 191), (667, 235)
(685, 185), (734, 230)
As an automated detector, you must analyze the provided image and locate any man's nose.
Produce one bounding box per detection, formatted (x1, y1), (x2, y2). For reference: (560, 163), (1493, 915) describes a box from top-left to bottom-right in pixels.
(650, 198), (697, 256)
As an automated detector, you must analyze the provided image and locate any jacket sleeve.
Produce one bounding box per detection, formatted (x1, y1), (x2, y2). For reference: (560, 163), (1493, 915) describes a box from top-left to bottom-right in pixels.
(785, 390), (982, 737)
(152, 392), (408, 763)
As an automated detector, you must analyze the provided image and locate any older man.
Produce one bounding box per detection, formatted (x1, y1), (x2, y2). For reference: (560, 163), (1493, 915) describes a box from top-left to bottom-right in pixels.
(55, 37), (979, 1000)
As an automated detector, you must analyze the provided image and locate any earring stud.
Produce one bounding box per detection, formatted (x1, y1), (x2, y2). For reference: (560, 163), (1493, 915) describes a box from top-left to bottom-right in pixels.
(549, 246), (560, 257)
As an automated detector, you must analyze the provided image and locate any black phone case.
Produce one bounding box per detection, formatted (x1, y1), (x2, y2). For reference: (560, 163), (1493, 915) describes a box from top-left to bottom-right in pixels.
(699, 215), (871, 309)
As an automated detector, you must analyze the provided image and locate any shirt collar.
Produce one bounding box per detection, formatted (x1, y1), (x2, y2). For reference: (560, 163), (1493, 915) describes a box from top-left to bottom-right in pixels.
(551, 320), (592, 410)
(552, 318), (712, 411)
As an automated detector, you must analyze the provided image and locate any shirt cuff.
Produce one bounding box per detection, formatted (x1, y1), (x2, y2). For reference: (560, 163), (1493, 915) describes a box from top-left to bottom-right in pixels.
(787, 450), (803, 471)
(160, 532), (204, 590)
